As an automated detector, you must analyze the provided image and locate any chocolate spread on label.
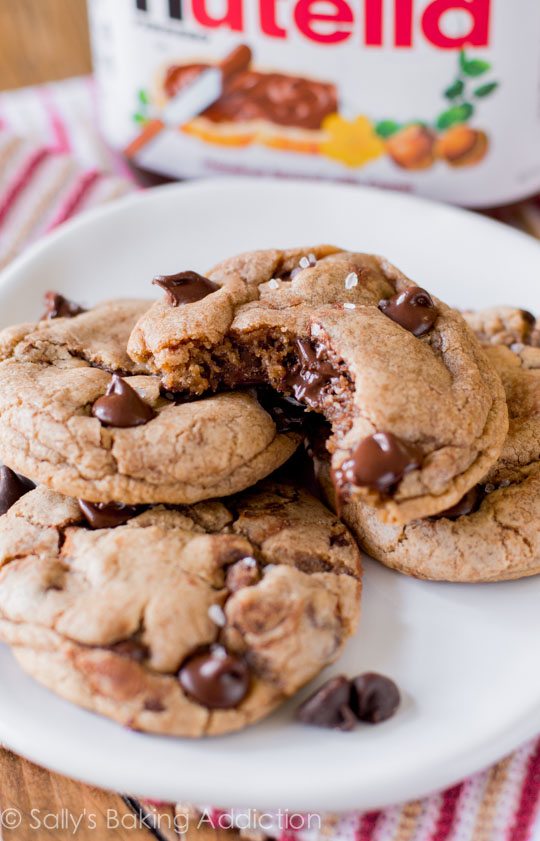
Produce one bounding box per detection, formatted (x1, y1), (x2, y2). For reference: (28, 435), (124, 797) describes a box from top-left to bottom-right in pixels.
(165, 64), (338, 130)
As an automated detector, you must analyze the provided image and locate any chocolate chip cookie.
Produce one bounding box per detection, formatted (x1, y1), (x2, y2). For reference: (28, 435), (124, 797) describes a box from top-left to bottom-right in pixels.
(128, 246), (508, 523)
(0, 481), (361, 736)
(0, 299), (299, 504)
(317, 308), (540, 582)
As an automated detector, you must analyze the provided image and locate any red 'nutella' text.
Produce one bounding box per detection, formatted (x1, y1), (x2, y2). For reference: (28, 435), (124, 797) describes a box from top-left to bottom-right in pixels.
(136, 0), (491, 50)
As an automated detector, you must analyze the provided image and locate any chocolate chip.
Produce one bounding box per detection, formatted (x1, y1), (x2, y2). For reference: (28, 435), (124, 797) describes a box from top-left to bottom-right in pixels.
(41, 291), (86, 320)
(153, 271), (220, 306)
(109, 639), (149, 663)
(0, 466), (35, 516)
(379, 287), (438, 337)
(226, 557), (261, 593)
(273, 446), (324, 501)
(144, 698), (166, 713)
(256, 386), (307, 433)
(430, 485), (485, 521)
(92, 375), (156, 428)
(521, 309), (536, 326)
(79, 500), (141, 529)
(178, 648), (250, 709)
(284, 339), (337, 409)
(350, 673), (400, 724)
(338, 432), (422, 494)
(295, 676), (357, 731)
(160, 388), (202, 405)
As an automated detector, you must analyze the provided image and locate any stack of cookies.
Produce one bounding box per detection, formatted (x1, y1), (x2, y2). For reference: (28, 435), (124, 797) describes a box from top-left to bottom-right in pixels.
(0, 246), (537, 737)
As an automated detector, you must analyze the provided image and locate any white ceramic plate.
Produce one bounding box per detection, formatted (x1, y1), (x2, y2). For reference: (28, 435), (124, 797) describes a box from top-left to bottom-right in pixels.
(0, 179), (539, 813)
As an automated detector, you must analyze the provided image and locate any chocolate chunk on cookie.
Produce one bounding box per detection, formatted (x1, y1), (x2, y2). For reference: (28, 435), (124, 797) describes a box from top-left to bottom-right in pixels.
(128, 246), (508, 523)
(41, 291), (86, 320)
(0, 466), (35, 516)
(317, 308), (540, 582)
(0, 481), (361, 737)
(0, 300), (299, 504)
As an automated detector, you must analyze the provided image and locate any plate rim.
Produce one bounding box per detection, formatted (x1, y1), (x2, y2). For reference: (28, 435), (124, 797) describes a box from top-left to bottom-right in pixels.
(1, 176), (540, 299)
(0, 176), (539, 811)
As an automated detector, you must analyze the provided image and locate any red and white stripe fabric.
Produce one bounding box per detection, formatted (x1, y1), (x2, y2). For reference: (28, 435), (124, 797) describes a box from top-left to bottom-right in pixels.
(0, 75), (539, 841)
(186, 741), (540, 840)
(0, 76), (138, 268)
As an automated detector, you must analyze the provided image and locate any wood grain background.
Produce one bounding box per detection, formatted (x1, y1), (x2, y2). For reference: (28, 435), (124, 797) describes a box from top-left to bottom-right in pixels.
(0, 0), (91, 90)
(0, 747), (238, 839)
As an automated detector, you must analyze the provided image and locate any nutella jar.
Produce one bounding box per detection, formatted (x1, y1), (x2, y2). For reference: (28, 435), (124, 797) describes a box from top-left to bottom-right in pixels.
(87, 0), (540, 207)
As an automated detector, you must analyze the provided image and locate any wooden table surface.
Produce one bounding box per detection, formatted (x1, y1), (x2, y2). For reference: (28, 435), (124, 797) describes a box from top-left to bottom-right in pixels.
(0, 747), (240, 840)
(0, 0), (91, 90)
(0, 3), (242, 835)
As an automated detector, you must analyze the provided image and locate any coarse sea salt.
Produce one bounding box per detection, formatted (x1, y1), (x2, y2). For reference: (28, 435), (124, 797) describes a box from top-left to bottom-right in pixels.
(240, 556), (257, 568)
(343, 302), (356, 310)
(345, 272), (358, 290)
(299, 256), (311, 269)
(268, 278), (280, 289)
(208, 604), (227, 627)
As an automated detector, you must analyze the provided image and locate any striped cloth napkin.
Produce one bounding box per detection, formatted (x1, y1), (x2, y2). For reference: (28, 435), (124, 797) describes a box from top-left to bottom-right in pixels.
(0, 76), (138, 267)
(0, 75), (539, 841)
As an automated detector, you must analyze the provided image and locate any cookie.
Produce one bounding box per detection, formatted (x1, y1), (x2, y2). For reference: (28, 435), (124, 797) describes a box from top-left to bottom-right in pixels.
(0, 299), (299, 504)
(463, 306), (540, 349)
(128, 246), (508, 523)
(317, 308), (540, 582)
(0, 481), (361, 737)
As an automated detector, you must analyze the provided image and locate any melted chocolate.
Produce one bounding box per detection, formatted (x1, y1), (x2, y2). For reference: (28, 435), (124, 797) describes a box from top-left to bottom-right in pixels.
(178, 648), (250, 709)
(0, 466), (35, 516)
(430, 485), (485, 521)
(42, 291), (86, 320)
(109, 639), (149, 663)
(92, 375), (156, 428)
(338, 432), (422, 494)
(153, 271), (220, 307)
(296, 676), (357, 731)
(164, 63), (206, 98)
(274, 445), (324, 501)
(350, 673), (401, 724)
(164, 64), (337, 131)
(285, 339), (337, 409)
(256, 386), (307, 433)
(79, 500), (141, 529)
(161, 388), (203, 405)
(379, 287), (438, 337)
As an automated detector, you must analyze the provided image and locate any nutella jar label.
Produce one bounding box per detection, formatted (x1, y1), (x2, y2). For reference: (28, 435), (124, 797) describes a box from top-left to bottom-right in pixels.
(87, 0), (540, 206)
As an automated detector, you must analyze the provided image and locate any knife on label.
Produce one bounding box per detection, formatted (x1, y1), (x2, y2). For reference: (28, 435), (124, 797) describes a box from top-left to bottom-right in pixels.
(163, 44), (252, 126)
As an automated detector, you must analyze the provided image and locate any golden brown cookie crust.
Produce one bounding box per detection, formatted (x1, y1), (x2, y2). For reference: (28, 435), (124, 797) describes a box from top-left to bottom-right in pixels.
(128, 247), (508, 524)
(0, 300), (299, 504)
(0, 482), (361, 737)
